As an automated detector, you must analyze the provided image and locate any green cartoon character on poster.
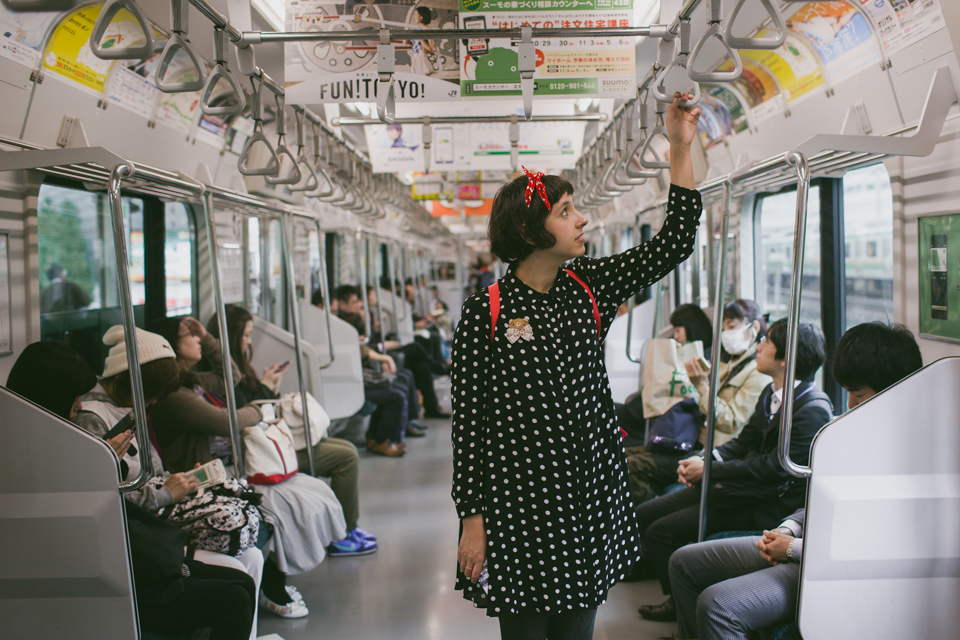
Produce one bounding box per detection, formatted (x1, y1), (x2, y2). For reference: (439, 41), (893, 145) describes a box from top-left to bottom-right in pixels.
(472, 46), (519, 82)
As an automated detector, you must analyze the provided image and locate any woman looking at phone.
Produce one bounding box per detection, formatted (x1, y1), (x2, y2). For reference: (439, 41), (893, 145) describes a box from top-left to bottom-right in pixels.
(451, 93), (703, 638)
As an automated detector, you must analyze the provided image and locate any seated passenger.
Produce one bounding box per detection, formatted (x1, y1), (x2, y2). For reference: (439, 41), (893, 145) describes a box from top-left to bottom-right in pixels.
(625, 300), (771, 506)
(311, 288), (326, 310)
(635, 319), (833, 622)
(339, 283), (449, 420)
(618, 303), (715, 447)
(667, 322), (923, 640)
(340, 311), (424, 452)
(150, 314), (377, 562)
(203, 307), (372, 576)
(6, 340), (258, 640)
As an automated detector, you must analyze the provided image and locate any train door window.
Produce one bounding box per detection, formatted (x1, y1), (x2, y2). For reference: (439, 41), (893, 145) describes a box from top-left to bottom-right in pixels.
(842, 164), (894, 327)
(755, 185), (822, 325)
(247, 217), (262, 316)
(267, 218), (285, 327)
(308, 228), (323, 303)
(164, 202), (195, 316)
(37, 183), (145, 373)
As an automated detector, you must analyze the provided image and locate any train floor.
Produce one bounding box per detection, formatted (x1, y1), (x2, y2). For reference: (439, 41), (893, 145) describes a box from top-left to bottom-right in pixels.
(256, 416), (677, 640)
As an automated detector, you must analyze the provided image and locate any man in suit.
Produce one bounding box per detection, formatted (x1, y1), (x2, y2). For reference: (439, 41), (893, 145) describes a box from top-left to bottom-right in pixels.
(635, 319), (834, 622)
(665, 322), (923, 640)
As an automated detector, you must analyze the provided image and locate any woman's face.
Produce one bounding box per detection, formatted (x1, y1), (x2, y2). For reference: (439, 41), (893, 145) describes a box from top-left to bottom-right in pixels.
(178, 320), (203, 366)
(722, 317), (745, 331)
(673, 326), (687, 344)
(241, 320), (254, 355)
(541, 193), (588, 261)
(69, 397), (82, 421)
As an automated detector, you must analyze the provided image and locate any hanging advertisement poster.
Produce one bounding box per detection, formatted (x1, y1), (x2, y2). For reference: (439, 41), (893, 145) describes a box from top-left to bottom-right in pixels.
(918, 213), (960, 343)
(103, 51), (163, 119)
(364, 116), (584, 172)
(739, 33), (823, 104)
(859, 0), (945, 57)
(697, 86), (748, 148)
(458, 0), (635, 100)
(364, 123), (426, 174)
(42, 5), (116, 93)
(285, 0), (461, 104)
(784, 1), (879, 84)
(0, 7), (59, 67)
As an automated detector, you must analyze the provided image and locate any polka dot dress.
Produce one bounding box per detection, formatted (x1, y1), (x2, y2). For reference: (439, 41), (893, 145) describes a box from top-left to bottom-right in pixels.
(451, 185), (703, 617)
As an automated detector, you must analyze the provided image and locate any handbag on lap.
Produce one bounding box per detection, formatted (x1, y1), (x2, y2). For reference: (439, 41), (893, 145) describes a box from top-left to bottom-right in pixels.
(242, 420), (299, 485)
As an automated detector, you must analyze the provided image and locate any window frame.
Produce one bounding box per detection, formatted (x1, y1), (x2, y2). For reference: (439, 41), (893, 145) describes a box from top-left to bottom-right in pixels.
(752, 177), (845, 408)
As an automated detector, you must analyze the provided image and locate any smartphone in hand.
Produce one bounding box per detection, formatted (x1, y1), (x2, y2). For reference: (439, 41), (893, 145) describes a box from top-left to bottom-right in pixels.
(103, 412), (138, 456)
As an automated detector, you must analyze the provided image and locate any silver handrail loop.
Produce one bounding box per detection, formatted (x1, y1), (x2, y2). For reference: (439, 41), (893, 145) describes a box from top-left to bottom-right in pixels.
(108, 163), (154, 493)
(778, 151), (814, 479)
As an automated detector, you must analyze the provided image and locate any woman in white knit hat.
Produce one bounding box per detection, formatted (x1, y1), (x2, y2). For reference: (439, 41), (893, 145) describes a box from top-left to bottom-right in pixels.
(74, 325), (197, 511)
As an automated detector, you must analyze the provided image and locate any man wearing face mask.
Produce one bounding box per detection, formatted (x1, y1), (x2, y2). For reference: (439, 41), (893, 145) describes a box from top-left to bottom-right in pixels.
(625, 300), (772, 508)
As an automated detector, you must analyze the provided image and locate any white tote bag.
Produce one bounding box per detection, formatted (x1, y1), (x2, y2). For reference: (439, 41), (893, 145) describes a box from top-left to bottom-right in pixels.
(243, 420), (299, 485)
(278, 392), (330, 451)
(641, 338), (703, 418)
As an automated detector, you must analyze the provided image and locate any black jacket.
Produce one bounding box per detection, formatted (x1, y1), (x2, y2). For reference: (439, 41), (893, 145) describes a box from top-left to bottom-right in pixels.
(710, 381), (833, 527)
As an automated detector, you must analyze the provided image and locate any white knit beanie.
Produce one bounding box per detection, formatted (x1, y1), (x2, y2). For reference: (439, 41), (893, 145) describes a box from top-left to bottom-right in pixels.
(101, 325), (176, 379)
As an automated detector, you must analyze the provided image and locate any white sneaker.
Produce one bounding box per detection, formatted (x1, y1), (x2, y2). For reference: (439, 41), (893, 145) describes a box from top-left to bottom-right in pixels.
(260, 586), (309, 618)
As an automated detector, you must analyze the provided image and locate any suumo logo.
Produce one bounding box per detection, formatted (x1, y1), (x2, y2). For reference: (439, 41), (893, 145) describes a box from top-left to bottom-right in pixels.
(462, 0), (483, 12)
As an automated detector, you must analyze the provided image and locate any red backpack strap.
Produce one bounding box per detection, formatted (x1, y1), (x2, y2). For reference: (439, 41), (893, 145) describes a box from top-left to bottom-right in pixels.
(488, 282), (500, 343)
(563, 269), (602, 338)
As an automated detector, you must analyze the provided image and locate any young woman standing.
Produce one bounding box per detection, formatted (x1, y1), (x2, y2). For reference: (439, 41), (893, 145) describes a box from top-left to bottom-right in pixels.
(452, 92), (703, 639)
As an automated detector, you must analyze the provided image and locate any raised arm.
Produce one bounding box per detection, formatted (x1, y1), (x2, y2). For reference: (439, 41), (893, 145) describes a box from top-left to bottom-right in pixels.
(567, 92), (703, 324)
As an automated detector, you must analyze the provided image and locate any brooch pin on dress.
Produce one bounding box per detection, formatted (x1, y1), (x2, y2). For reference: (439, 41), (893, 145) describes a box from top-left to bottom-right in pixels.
(506, 318), (534, 343)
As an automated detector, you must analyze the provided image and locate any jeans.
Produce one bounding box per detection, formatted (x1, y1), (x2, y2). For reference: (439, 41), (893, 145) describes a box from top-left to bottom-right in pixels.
(498, 608), (598, 640)
(364, 385), (407, 443)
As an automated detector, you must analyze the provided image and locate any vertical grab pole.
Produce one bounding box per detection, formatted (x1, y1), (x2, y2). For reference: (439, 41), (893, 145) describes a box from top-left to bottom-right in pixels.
(281, 213), (316, 477)
(697, 181), (732, 542)
(314, 219), (335, 369)
(386, 242), (401, 330)
(778, 152), (815, 479)
(109, 164), (153, 493)
(372, 239), (386, 343)
(626, 217), (643, 364)
(356, 229), (372, 340)
(399, 245), (409, 318)
(202, 191), (245, 479)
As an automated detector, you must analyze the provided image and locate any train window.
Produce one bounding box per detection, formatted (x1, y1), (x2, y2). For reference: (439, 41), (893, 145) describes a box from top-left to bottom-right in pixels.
(755, 186), (822, 325)
(37, 183), (146, 372)
(842, 164), (894, 327)
(247, 217), (262, 316)
(164, 202), (195, 316)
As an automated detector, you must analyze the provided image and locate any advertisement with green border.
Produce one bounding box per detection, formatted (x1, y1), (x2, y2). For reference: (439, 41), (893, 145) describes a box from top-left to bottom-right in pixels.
(918, 214), (960, 343)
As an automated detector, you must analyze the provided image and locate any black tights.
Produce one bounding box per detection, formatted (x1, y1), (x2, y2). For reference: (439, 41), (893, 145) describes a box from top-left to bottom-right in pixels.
(261, 556), (291, 604)
(498, 608), (598, 640)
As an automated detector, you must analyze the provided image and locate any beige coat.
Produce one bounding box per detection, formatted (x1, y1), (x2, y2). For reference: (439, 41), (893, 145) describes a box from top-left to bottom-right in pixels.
(695, 344), (771, 447)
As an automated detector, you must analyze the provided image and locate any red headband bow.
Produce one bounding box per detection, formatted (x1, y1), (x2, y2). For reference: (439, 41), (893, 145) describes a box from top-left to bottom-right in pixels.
(522, 166), (551, 210)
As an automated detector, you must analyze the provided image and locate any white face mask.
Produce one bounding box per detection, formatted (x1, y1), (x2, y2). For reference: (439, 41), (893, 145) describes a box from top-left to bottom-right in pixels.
(721, 325), (756, 355)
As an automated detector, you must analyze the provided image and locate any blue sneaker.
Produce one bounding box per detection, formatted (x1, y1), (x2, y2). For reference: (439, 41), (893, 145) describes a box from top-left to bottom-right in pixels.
(349, 527), (377, 542)
(328, 536), (378, 557)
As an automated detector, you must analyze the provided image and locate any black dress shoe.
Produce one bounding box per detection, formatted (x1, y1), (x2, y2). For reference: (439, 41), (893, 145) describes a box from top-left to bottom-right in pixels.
(424, 409), (451, 419)
(638, 596), (676, 621)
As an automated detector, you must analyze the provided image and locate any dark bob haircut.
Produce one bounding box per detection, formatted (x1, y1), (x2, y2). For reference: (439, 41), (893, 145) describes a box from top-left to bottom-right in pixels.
(335, 284), (362, 304)
(488, 173), (574, 263)
(103, 357), (182, 407)
(766, 318), (825, 381)
(832, 322), (922, 394)
(6, 341), (97, 420)
(670, 304), (713, 350)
